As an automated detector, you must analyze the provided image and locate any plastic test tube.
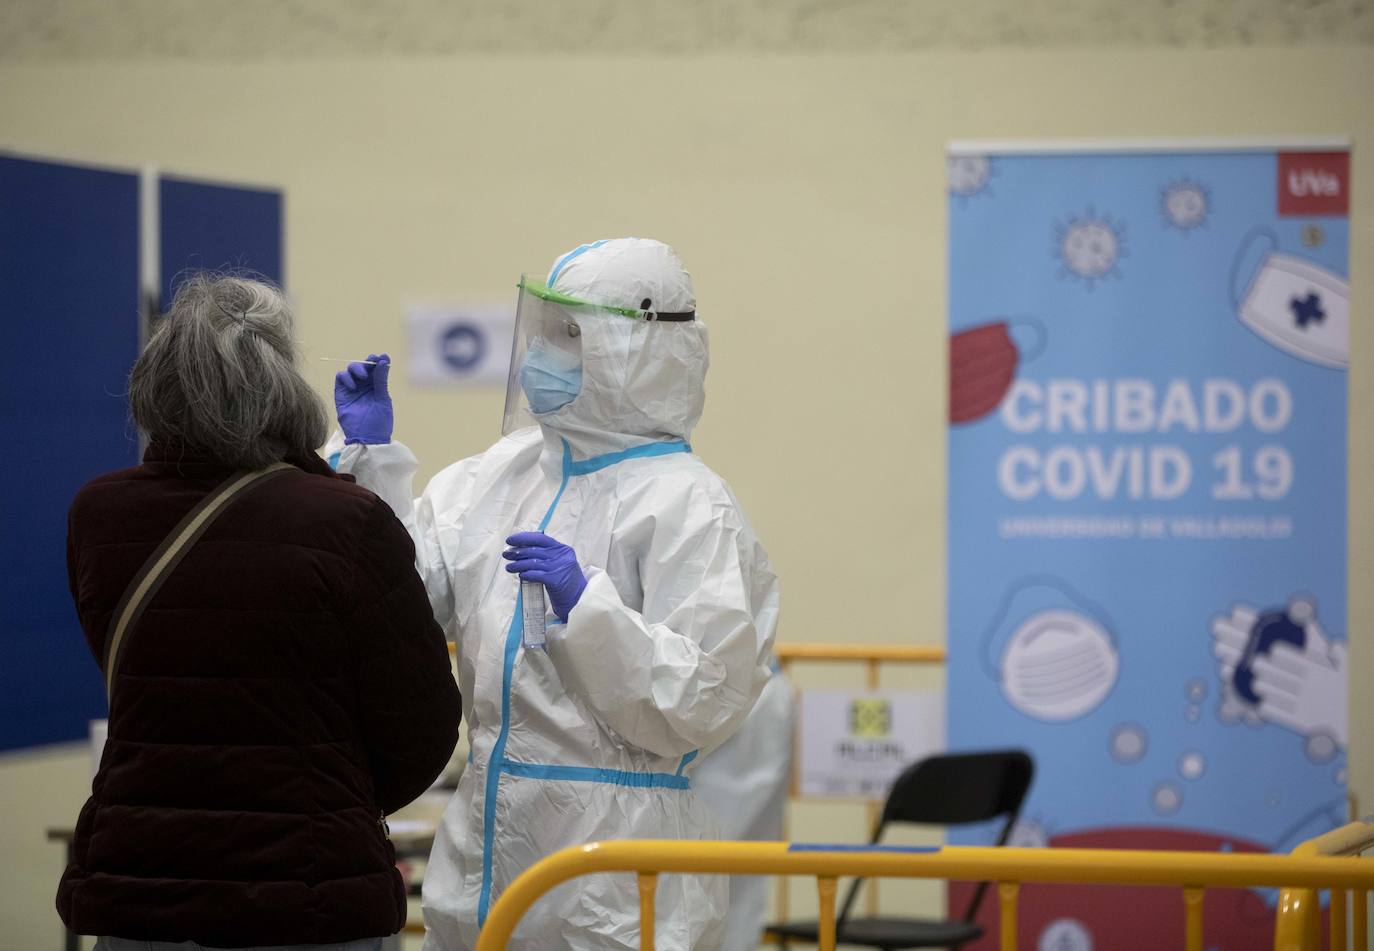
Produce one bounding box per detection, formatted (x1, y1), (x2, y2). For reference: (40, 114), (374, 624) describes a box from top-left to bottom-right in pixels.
(521, 581), (547, 649)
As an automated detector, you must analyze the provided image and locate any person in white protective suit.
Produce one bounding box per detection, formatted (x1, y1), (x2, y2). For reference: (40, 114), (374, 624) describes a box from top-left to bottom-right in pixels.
(692, 666), (794, 951)
(331, 237), (780, 951)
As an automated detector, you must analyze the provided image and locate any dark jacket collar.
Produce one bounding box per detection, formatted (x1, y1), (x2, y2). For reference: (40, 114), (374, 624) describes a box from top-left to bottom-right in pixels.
(143, 439), (340, 479)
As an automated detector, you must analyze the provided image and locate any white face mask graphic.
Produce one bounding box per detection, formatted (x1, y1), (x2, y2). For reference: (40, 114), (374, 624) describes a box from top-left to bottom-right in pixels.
(1001, 608), (1119, 721)
(982, 578), (1121, 723)
(1234, 233), (1348, 370)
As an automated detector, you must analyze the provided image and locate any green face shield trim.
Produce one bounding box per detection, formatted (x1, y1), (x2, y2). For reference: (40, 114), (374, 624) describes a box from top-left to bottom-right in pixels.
(516, 278), (695, 322)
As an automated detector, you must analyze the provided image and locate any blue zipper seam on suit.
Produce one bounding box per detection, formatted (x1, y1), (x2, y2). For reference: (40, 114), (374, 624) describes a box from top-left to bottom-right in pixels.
(503, 758), (692, 790)
(476, 437), (692, 927)
(476, 444), (571, 926)
(567, 439), (691, 476)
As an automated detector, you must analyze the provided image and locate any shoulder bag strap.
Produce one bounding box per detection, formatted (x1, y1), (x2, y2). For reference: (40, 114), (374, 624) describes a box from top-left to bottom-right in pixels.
(101, 462), (296, 702)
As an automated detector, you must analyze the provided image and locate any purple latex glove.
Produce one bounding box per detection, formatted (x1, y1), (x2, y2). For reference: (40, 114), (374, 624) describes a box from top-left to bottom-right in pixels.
(334, 353), (393, 445)
(503, 532), (588, 622)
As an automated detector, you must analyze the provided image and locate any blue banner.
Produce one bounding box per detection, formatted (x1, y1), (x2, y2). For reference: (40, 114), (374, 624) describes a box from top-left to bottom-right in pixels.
(161, 175), (283, 303)
(0, 155), (141, 751)
(947, 145), (1349, 949)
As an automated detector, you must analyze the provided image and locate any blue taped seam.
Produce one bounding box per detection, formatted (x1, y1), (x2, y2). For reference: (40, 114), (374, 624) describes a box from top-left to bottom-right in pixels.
(676, 750), (699, 776)
(567, 440), (691, 476)
(477, 442), (574, 927)
(477, 594), (524, 926)
(504, 759), (691, 790)
(541, 443), (574, 532)
(546, 239), (609, 288)
(788, 844), (942, 854)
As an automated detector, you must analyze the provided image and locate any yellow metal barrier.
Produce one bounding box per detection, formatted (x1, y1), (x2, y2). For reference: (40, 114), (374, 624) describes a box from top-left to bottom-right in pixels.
(775, 642), (946, 680)
(1275, 820), (1374, 951)
(473, 840), (1374, 951)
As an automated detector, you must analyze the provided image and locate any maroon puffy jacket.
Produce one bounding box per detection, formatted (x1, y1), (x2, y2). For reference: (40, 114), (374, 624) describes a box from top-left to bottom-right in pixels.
(57, 443), (461, 946)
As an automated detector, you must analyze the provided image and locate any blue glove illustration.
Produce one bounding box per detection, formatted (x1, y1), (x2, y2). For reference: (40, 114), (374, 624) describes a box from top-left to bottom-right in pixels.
(503, 532), (588, 622)
(334, 353), (393, 445)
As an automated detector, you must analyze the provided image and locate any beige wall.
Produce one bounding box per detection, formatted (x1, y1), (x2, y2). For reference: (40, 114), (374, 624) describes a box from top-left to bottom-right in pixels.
(0, 43), (1371, 949)
(3, 0), (1373, 55)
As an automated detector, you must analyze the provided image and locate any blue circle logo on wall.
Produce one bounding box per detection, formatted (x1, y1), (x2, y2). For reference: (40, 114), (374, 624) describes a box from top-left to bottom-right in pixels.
(440, 323), (487, 371)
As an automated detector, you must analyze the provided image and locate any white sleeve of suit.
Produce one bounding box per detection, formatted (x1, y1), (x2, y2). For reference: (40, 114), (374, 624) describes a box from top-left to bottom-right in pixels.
(336, 441), (458, 633)
(547, 482), (779, 759)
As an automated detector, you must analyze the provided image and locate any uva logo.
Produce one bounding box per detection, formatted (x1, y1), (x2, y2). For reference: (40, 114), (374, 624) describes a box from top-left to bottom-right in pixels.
(1287, 168), (1341, 198)
(1277, 151), (1349, 217)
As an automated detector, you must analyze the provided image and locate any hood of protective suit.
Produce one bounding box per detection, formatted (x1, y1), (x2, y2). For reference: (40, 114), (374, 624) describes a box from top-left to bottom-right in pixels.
(531, 238), (710, 458)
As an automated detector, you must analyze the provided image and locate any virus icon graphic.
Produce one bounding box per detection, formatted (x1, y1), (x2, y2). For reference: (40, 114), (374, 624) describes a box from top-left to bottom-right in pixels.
(1054, 207), (1127, 288)
(947, 154), (994, 201)
(1161, 178), (1210, 233)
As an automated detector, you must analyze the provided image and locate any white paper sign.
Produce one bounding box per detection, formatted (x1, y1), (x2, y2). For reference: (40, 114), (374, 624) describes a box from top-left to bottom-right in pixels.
(799, 690), (945, 799)
(406, 304), (515, 387)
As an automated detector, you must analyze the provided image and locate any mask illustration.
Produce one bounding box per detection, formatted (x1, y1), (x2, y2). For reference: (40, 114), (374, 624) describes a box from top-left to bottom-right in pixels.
(1233, 230), (1348, 370)
(950, 320), (1044, 425)
(982, 576), (1120, 722)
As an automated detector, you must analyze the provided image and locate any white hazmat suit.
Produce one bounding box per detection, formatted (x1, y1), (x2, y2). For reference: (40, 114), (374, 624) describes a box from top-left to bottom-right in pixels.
(693, 669), (794, 951)
(337, 238), (779, 950)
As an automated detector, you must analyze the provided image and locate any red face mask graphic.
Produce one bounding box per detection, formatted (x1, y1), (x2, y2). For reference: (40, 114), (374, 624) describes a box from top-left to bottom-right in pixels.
(949, 321), (1019, 424)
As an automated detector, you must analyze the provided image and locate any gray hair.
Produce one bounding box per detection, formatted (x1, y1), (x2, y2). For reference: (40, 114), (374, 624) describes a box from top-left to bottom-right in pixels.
(129, 273), (328, 469)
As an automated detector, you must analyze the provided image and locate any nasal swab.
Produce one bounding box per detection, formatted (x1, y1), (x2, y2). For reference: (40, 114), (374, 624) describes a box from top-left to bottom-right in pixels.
(319, 357), (384, 365)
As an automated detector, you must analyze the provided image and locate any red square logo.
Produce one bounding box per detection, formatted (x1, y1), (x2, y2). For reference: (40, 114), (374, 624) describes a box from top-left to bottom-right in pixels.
(1277, 151), (1349, 217)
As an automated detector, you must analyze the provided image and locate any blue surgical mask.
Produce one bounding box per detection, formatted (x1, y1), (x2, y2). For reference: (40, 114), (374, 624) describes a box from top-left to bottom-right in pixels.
(520, 338), (582, 414)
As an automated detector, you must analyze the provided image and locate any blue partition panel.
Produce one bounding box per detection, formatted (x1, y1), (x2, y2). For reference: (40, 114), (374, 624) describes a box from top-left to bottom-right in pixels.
(160, 176), (283, 302)
(0, 156), (142, 750)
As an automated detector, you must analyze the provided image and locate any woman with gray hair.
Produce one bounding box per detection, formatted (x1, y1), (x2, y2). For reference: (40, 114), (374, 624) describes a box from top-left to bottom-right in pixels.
(57, 274), (461, 951)
(127, 274), (335, 469)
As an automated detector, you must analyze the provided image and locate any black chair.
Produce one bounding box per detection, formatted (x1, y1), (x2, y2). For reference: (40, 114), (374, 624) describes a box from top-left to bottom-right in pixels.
(768, 749), (1034, 950)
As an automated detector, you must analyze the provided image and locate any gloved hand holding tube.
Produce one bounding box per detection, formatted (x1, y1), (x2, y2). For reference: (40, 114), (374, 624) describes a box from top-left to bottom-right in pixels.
(503, 532), (588, 622)
(334, 353), (393, 445)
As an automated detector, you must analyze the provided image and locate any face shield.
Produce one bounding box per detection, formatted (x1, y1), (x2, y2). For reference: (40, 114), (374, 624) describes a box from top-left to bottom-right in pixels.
(501, 276), (695, 435)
